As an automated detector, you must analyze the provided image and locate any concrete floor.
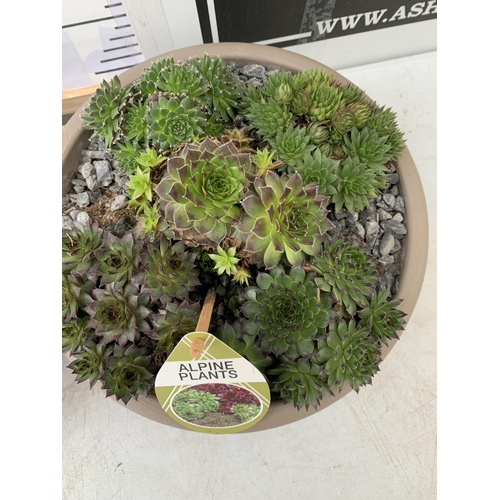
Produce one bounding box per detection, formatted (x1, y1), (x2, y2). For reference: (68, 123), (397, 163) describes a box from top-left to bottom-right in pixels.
(62, 50), (437, 500)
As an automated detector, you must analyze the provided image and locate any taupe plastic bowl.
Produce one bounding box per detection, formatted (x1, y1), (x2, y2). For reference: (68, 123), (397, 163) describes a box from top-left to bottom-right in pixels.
(62, 43), (428, 432)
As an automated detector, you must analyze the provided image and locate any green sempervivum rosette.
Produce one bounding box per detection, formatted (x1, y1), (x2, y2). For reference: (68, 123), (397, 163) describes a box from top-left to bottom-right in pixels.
(330, 156), (385, 214)
(135, 236), (200, 304)
(268, 357), (331, 410)
(100, 344), (156, 404)
(95, 232), (142, 288)
(310, 239), (378, 317)
(343, 126), (392, 172)
(67, 341), (110, 389)
(267, 124), (315, 166)
(305, 121), (330, 146)
(366, 106), (406, 160)
(359, 290), (406, 346)
(331, 106), (356, 136)
(290, 148), (339, 200)
(81, 76), (131, 149)
(241, 265), (333, 358)
(262, 70), (294, 100)
(237, 171), (333, 269)
(245, 99), (294, 138)
(146, 96), (206, 151)
(137, 57), (175, 96)
(62, 272), (94, 322)
(155, 138), (253, 245)
(157, 62), (208, 100)
(346, 102), (372, 129)
(214, 319), (274, 371)
(62, 223), (103, 275)
(120, 99), (148, 143)
(300, 78), (345, 122)
(314, 318), (381, 392)
(150, 300), (201, 358)
(111, 141), (145, 175)
(191, 54), (242, 121)
(337, 82), (366, 105)
(62, 318), (93, 355)
(84, 283), (152, 346)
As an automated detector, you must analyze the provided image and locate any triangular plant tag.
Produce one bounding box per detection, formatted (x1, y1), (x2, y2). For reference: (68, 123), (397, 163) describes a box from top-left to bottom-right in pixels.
(155, 288), (270, 434)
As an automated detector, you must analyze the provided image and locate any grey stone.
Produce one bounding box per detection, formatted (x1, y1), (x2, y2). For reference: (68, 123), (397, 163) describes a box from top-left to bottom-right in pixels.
(377, 208), (392, 221)
(62, 216), (73, 230)
(69, 210), (81, 220)
(386, 172), (399, 185)
(380, 219), (407, 237)
(89, 191), (102, 203)
(246, 77), (263, 88)
(365, 220), (379, 238)
(391, 239), (402, 254)
(72, 185), (86, 194)
(110, 195), (127, 211)
(390, 184), (399, 196)
(76, 211), (92, 225)
(366, 233), (379, 248)
(86, 175), (98, 191)
(75, 192), (90, 207)
(240, 64), (266, 80)
(334, 208), (348, 220)
(378, 254), (395, 266)
(392, 212), (404, 223)
(379, 273), (395, 293)
(379, 232), (395, 256)
(71, 178), (87, 187)
(78, 162), (94, 178)
(94, 160), (114, 186)
(394, 195), (406, 213)
(382, 193), (396, 209)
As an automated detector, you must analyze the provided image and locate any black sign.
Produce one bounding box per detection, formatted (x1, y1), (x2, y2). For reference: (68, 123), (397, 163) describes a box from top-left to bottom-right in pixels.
(196, 0), (437, 48)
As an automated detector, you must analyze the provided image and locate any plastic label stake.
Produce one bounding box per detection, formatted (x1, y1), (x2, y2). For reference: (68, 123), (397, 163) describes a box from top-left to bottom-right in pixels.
(155, 287), (271, 433)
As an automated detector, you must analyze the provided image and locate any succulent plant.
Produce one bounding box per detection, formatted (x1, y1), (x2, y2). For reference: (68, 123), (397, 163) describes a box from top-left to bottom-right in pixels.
(84, 283), (152, 346)
(95, 232), (142, 288)
(359, 290), (406, 345)
(305, 121), (330, 146)
(252, 147), (283, 177)
(155, 138), (253, 245)
(62, 223), (103, 275)
(330, 106), (356, 136)
(112, 141), (145, 175)
(337, 82), (367, 105)
(62, 318), (93, 355)
(135, 148), (167, 170)
(81, 76), (131, 148)
(100, 343), (156, 404)
(302, 80), (345, 122)
(157, 62), (208, 99)
(214, 319), (273, 371)
(62, 272), (93, 322)
(237, 171), (333, 268)
(314, 318), (381, 392)
(310, 239), (378, 317)
(209, 246), (239, 276)
(67, 341), (110, 388)
(191, 54), (242, 121)
(241, 265), (334, 358)
(121, 99), (148, 143)
(346, 102), (372, 129)
(330, 156), (385, 214)
(137, 57), (174, 96)
(246, 99), (294, 138)
(262, 70), (294, 101)
(150, 300), (201, 357)
(290, 148), (339, 200)
(134, 237), (200, 304)
(343, 126), (392, 172)
(268, 124), (316, 166)
(366, 106), (406, 160)
(268, 357), (331, 410)
(126, 167), (155, 213)
(146, 96), (206, 151)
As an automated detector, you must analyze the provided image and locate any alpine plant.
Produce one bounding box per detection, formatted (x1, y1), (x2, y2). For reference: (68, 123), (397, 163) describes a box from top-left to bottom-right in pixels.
(155, 137), (253, 245)
(241, 265), (334, 359)
(237, 171), (333, 269)
(65, 55), (410, 412)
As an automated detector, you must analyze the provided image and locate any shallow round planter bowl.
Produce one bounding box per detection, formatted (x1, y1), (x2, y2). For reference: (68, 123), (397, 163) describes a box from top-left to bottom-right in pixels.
(62, 43), (429, 432)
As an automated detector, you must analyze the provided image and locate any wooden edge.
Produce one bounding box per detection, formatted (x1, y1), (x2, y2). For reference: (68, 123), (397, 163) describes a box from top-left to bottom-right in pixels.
(62, 85), (99, 116)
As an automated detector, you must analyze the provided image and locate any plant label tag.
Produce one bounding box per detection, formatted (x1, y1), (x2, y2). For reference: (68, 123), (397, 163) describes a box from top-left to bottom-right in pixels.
(155, 332), (271, 433)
